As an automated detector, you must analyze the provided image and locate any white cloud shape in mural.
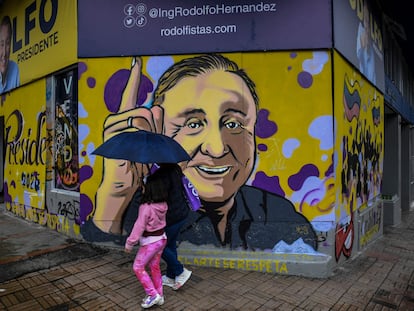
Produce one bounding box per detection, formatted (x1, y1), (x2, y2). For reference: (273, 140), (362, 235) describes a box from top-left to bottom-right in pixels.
(302, 51), (329, 75)
(78, 101), (88, 118)
(146, 56), (174, 85)
(290, 175), (325, 204)
(308, 115), (333, 150)
(311, 216), (335, 231)
(78, 124), (89, 147)
(272, 238), (324, 255)
(85, 142), (96, 166)
(79, 124), (91, 165)
(23, 191), (32, 210)
(78, 100), (97, 165)
(282, 138), (300, 158)
(37, 193), (43, 209)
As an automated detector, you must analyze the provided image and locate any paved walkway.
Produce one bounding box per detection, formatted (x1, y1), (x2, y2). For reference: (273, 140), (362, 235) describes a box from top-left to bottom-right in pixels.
(0, 204), (413, 310)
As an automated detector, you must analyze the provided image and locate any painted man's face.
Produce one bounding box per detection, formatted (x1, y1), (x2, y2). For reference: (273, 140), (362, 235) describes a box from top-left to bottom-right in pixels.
(0, 24), (11, 79)
(162, 70), (257, 203)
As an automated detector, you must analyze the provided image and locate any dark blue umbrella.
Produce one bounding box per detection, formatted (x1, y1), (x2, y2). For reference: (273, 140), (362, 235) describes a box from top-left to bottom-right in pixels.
(92, 130), (191, 163)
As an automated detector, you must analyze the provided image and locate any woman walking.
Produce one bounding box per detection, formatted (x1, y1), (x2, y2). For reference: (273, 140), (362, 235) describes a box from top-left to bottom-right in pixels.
(156, 163), (192, 290)
(124, 172), (168, 309)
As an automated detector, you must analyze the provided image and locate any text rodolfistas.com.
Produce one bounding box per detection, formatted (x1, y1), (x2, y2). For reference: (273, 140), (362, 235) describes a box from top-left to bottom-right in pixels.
(160, 24), (236, 37)
(149, 2), (276, 37)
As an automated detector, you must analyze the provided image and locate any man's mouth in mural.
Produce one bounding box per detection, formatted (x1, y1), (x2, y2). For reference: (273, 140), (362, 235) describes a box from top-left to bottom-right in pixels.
(196, 165), (231, 175)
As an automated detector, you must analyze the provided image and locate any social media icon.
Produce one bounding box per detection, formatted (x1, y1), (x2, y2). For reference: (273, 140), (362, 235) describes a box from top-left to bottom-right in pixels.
(124, 16), (136, 28)
(124, 4), (135, 15)
(136, 15), (147, 27)
(136, 3), (147, 14)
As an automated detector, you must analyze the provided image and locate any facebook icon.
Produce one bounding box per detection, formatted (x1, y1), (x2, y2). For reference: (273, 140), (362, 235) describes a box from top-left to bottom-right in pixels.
(124, 4), (135, 15)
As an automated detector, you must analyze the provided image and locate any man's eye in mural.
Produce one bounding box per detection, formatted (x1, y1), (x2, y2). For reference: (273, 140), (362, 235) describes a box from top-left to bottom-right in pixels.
(225, 121), (238, 128)
(224, 120), (243, 133)
(186, 119), (203, 130)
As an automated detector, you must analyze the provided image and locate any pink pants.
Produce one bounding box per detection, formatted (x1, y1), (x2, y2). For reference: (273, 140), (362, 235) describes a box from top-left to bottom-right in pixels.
(133, 238), (167, 297)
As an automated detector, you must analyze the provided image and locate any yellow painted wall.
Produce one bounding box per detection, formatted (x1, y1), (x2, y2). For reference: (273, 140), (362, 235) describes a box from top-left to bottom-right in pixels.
(333, 51), (384, 261)
(2, 79), (47, 212)
(79, 51), (334, 252)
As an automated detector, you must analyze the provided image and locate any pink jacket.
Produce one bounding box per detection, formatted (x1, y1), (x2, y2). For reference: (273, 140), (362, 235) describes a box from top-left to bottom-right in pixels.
(125, 202), (168, 251)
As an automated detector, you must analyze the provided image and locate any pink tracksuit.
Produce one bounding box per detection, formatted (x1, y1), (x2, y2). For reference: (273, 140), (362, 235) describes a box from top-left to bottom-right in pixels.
(125, 202), (168, 297)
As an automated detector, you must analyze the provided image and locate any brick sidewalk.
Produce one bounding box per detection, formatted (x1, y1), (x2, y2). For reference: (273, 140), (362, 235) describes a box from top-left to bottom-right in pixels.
(1, 210), (414, 310)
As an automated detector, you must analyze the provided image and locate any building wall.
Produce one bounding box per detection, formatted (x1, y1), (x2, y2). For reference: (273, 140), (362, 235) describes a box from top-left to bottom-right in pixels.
(1, 68), (82, 236)
(0, 0), (389, 277)
(333, 51), (384, 262)
(2, 79), (48, 220)
(78, 51), (339, 276)
(0, 0), (80, 234)
(0, 48), (386, 277)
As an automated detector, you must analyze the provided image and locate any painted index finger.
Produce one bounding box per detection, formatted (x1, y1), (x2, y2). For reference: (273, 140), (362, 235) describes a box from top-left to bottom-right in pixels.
(118, 57), (142, 113)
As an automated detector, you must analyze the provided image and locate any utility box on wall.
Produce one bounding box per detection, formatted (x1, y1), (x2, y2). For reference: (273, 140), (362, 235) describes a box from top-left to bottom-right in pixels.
(383, 195), (401, 226)
(357, 198), (383, 252)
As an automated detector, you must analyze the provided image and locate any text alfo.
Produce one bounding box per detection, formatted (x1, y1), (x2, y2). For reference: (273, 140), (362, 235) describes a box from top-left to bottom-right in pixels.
(12, 0), (59, 62)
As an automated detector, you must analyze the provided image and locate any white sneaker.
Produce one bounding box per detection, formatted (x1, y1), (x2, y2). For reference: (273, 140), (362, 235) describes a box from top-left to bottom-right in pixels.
(142, 294), (164, 306)
(162, 275), (175, 288)
(173, 268), (192, 290)
(141, 294), (162, 309)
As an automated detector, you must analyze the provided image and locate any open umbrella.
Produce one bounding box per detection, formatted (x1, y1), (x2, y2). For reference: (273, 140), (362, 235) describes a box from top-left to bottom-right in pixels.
(92, 130), (191, 163)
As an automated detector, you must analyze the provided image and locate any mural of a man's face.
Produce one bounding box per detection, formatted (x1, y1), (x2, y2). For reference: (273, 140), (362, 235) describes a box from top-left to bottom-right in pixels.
(162, 70), (257, 203)
(0, 22), (11, 79)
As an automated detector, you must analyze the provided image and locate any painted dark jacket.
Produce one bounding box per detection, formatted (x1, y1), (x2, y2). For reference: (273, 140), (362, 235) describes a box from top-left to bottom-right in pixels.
(180, 185), (318, 251)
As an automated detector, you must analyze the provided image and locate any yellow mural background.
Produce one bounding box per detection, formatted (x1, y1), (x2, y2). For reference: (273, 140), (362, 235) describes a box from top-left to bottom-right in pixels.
(241, 52), (334, 222)
(3, 78), (46, 210)
(79, 51), (334, 224)
(333, 51), (384, 223)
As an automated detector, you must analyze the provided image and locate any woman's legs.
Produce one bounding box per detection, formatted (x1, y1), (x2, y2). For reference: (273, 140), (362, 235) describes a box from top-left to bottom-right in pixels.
(162, 219), (186, 278)
(133, 239), (167, 297)
(148, 239), (166, 296)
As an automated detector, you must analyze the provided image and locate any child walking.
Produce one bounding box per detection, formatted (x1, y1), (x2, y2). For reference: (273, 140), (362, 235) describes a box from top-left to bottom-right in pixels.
(125, 172), (168, 309)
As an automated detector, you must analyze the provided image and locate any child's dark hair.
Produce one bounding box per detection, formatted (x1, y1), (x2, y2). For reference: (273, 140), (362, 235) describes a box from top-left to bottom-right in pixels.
(140, 171), (169, 204)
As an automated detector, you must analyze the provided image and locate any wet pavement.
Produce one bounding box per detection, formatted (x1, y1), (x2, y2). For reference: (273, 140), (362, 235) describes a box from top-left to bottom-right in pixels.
(0, 202), (414, 310)
(0, 205), (107, 284)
